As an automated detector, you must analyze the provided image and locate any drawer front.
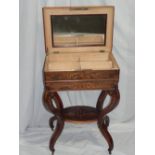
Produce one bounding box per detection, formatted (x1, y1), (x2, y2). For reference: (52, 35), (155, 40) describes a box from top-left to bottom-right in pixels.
(44, 70), (119, 81)
(45, 79), (118, 91)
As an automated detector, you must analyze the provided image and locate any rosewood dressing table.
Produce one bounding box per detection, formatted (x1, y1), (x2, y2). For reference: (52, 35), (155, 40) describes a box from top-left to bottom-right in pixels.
(42, 6), (120, 155)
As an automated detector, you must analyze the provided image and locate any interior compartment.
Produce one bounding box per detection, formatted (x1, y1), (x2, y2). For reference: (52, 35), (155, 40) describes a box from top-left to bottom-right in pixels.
(45, 51), (118, 72)
(48, 62), (80, 71)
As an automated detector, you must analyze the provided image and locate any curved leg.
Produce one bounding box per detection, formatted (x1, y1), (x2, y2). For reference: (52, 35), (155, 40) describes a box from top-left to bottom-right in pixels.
(104, 115), (110, 127)
(98, 116), (113, 154)
(96, 90), (107, 112)
(49, 115), (64, 155)
(43, 90), (63, 114)
(43, 90), (64, 155)
(97, 85), (120, 154)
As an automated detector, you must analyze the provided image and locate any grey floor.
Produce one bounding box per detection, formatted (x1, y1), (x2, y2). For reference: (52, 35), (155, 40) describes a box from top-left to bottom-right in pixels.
(20, 123), (135, 155)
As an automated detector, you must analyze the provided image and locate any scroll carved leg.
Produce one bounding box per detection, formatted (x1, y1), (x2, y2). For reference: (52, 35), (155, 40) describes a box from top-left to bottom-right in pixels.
(97, 85), (120, 154)
(98, 116), (113, 154)
(49, 115), (64, 155)
(43, 90), (64, 155)
(43, 90), (63, 114)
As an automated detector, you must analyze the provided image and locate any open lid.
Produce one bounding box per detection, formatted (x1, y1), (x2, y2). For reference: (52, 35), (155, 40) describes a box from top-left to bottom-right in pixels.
(43, 6), (114, 53)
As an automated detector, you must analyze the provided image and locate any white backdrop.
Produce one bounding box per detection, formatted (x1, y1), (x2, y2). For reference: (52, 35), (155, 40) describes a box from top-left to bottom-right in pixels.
(20, 0), (135, 155)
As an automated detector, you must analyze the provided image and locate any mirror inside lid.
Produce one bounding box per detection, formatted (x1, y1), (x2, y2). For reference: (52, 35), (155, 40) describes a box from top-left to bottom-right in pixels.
(43, 6), (114, 53)
(52, 14), (107, 47)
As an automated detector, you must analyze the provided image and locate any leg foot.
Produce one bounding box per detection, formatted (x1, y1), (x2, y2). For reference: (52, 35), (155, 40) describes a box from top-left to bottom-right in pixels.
(49, 115), (64, 154)
(51, 149), (55, 155)
(108, 148), (112, 154)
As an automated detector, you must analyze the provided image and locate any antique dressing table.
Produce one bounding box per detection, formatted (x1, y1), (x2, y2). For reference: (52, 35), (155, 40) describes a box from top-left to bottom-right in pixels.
(42, 6), (120, 155)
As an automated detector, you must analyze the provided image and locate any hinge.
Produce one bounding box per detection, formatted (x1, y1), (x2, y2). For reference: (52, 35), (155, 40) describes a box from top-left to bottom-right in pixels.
(53, 51), (60, 54)
(70, 7), (88, 11)
(100, 50), (105, 53)
(46, 48), (48, 53)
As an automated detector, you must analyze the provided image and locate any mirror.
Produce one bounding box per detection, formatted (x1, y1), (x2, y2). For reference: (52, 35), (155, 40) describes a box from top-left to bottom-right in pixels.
(51, 14), (107, 47)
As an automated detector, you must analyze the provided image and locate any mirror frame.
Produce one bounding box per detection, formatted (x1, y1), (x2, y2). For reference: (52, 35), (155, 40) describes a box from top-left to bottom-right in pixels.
(43, 6), (114, 53)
